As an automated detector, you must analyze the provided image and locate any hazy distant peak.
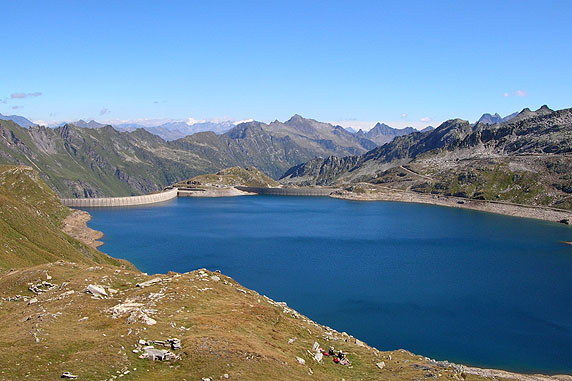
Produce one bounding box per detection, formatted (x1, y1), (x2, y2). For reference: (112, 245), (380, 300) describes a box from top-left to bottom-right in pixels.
(344, 127), (358, 134)
(72, 119), (107, 129)
(0, 113), (35, 128)
(477, 110), (519, 125)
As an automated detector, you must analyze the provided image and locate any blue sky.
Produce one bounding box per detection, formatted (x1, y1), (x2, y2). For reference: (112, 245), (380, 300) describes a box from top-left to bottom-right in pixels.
(1, 0), (571, 129)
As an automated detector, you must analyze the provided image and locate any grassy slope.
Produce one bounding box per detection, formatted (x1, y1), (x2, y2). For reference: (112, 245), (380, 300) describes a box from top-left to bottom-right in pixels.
(0, 263), (499, 381)
(0, 165), (130, 270)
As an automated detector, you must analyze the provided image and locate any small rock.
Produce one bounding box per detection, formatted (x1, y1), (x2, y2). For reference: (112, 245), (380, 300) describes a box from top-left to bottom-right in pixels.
(28, 297), (38, 305)
(287, 337), (296, 344)
(85, 284), (107, 299)
(167, 338), (182, 350)
(376, 361), (385, 370)
(136, 278), (162, 288)
(312, 341), (319, 352)
(296, 356), (306, 365)
(210, 275), (220, 282)
(355, 339), (366, 347)
(78, 317), (88, 322)
(138, 339), (147, 345)
(223, 374), (229, 379)
(61, 372), (78, 379)
(314, 352), (323, 363)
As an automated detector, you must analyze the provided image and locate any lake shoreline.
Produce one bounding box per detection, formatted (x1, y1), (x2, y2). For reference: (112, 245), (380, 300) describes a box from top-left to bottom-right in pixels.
(62, 209), (104, 248)
(329, 186), (572, 226)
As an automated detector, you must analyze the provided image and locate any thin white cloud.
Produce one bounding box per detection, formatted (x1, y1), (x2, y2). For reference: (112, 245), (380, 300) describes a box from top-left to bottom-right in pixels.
(233, 119), (254, 125)
(420, 116), (432, 122)
(33, 119), (60, 126)
(515, 90), (528, 97)
(11, 92), (42, 99)
(99, 108), (110, 116)
(185, 117), (206, 126)
(401, 113), (407, 119)
(503, 90), (528, 97)
(11, 106), (23, 110)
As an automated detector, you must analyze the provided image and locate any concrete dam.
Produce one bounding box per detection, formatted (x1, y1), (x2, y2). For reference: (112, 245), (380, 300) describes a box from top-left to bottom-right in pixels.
(60, 186), (338, 208)
(61, 188), (179, 207)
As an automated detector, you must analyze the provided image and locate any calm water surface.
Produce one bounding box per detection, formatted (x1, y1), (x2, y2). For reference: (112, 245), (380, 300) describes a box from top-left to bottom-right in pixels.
(85, 196), (572, 374)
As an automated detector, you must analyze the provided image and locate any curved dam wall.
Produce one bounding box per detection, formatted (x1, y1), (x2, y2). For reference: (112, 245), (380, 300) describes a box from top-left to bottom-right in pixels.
(235, 186), (338, 196)
(61, 188), (179, 208)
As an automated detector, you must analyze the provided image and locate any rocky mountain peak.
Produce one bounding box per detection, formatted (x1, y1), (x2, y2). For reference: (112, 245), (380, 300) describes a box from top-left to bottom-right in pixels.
(284, 114), (307, 126)
(537, 105), (553, 114)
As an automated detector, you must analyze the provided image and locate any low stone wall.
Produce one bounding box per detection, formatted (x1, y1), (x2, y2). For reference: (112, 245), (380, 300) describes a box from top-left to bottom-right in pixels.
(61, 188), (179, 208)
(235, 186), (338, 196)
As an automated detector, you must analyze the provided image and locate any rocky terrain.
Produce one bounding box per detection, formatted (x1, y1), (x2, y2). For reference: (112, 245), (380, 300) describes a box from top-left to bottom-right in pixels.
(0, 115), (378, 198)
(280, 106), (572, 212)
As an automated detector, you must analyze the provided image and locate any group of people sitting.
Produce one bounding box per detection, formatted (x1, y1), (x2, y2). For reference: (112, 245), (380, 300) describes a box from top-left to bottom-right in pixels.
(321, 346), (351, 366)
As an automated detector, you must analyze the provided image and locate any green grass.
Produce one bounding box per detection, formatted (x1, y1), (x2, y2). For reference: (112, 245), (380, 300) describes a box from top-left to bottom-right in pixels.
(0, 165), (130, 270)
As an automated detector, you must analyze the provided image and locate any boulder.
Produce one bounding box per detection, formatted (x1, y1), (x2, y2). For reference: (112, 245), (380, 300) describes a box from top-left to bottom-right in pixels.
(167, 338), (182, 350)
(85, 284), (107, 298)
(61, 372), (78, 379)
(314, 352), (323, 363)
(139, 347), (177, 361)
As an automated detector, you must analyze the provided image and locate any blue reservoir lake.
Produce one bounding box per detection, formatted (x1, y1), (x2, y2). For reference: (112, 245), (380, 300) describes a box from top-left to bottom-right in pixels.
(85, 196), (572, 374)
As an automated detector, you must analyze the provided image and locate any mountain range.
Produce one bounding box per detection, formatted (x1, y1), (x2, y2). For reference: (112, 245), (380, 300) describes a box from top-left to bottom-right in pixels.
(280, 106), (572, 210)
(3, 106), (566, 209)
(0, 114), (380, 197)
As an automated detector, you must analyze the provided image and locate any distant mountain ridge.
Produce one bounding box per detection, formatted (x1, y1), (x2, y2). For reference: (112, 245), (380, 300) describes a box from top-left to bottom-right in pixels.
(476, 111), (518, 125)
(356, 123), (417, 145)
(0, 113), (35, 128)
(116, 120), (236, 140)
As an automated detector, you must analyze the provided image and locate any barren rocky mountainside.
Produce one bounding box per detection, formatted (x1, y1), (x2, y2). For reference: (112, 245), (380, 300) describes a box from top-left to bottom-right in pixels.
(280, 106), (572, 210)
(0, 115), (378, 198)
